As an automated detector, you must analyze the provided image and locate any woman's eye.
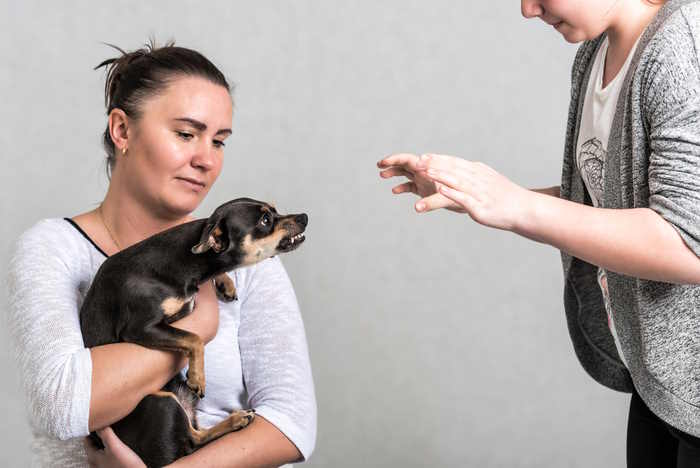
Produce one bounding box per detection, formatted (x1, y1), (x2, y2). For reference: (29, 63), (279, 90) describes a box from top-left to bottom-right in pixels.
(213, 140), (226, 148)
(177, 131), (193, 140)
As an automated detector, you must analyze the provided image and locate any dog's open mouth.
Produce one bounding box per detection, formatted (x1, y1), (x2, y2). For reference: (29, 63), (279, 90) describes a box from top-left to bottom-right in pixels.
(277, 232), (306, 252)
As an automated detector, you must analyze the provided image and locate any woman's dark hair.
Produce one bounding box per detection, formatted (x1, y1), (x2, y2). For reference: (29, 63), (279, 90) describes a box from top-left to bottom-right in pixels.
(95, 39), (231, 177)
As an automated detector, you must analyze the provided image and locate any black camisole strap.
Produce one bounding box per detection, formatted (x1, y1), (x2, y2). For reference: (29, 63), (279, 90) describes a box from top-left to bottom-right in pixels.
(63, 218), (109, 258)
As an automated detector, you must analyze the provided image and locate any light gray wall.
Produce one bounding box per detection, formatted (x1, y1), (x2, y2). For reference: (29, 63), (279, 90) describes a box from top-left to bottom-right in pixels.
(1, 1), (630, 467)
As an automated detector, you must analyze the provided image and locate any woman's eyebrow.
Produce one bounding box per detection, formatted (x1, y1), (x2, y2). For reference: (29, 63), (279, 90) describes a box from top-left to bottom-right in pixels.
(173, 117), (232, 136)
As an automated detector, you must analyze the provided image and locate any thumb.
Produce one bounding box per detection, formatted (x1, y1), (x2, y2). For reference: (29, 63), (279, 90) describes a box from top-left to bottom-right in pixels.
(416, 192), (460, 213)
(96, 427), (118, 452)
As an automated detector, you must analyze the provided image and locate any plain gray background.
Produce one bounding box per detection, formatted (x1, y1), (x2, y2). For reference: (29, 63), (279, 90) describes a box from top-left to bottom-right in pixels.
(1, 1), (631, 467)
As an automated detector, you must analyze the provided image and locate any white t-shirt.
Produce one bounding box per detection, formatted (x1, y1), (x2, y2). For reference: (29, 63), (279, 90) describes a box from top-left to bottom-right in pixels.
(7, 218), (317, 467)
(576, 36), (640, 368)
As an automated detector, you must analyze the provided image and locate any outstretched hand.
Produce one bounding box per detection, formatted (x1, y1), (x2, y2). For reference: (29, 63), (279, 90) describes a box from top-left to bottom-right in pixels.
(377, 153), (466, 213)
(378, 153), (531, 231)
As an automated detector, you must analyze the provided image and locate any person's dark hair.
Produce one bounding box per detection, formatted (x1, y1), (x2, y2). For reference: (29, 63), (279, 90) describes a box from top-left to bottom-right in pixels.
(95, 39), (231, 177)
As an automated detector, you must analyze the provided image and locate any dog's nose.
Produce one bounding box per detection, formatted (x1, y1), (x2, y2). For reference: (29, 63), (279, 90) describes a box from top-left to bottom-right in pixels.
(295, 214), (308, 227)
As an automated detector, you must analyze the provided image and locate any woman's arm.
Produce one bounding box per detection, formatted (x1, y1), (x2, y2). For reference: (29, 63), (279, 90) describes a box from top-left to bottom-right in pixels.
(166, 415), (300, 468)
(413, 154), (700, 284)
(519, 192), (700, 284)
(529, 186), (560, 198)
(88, 281), (220, 431)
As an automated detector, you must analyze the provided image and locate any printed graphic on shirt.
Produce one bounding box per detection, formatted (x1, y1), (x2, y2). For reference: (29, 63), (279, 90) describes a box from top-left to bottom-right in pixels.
(597, 268), (612, 326)
(577, 137), (605, 206)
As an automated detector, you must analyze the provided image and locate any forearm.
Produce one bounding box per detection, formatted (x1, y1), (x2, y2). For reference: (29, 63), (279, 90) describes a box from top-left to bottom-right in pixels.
(530, 185), (560, 198)
(517, 191), (700, 284)
(166, 415), (301, 468)
(89, 343), (185, 431)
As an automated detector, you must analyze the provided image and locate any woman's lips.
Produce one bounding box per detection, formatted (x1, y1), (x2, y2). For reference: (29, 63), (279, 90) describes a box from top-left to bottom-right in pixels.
(176, 177), (206, 192)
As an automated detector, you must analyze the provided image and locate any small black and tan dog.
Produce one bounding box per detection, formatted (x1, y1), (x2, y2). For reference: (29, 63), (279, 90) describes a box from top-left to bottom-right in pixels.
(80, 197), (308, 467)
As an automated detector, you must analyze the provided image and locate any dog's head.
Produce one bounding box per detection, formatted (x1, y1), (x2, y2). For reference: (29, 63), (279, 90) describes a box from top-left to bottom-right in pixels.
(191, 198), (308, 266)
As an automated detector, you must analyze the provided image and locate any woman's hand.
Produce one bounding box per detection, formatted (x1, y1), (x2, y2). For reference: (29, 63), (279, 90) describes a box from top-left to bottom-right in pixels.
(380, 153), (532, 231)
(85, 427), (146, 468)
(378, 153), (466, 213)
(171, 280), (220, 343)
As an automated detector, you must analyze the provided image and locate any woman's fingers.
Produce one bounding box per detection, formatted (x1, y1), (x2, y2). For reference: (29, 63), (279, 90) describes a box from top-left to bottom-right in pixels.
(380, 167), (415, 180)
(424, 167), (472, 194)
(392, 181), (417, 195)
(415, 153), (470, 172)
(97, 427), (118, 451)
(437, 184), (476, 213)
(378, 153), (422, 171)
(94, 427), (146, 467)
(415, 192), (460, 212)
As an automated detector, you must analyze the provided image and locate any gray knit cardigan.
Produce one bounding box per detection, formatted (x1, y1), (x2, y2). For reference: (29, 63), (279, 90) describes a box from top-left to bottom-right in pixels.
(561, 0), (700, 437)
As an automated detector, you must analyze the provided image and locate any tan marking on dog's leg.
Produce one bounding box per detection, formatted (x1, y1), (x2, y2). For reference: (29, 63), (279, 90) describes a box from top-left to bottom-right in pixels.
(189, 409), (256, 447)
(183, 333), (206, 398)
(161, 297), (186, 317)
(214, 273), (237, 301)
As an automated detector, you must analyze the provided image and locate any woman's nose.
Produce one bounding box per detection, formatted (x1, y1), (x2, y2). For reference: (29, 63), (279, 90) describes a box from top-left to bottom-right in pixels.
(521, 0), (544, 18)
(191, 141), (216, 171)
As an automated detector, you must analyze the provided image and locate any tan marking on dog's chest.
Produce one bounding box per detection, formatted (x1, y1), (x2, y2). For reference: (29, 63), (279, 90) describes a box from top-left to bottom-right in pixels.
(161, 296), (194, 317)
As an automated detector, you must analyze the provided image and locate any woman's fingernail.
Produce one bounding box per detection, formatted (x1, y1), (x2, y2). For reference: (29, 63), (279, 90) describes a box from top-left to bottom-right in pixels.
(416, 202), (425, 211)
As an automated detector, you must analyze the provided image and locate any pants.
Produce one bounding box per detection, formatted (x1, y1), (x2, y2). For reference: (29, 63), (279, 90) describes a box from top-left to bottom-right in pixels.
(627, 388), (700, 468)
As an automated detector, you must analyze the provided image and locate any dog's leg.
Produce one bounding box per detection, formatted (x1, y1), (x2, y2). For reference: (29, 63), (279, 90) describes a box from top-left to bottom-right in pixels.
(189, 409), (256, 447)
(121, 323), (206, 398)
(214, 273), (237, 302)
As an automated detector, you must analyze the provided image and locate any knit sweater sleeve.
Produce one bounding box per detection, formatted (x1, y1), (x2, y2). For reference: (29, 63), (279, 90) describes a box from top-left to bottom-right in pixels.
(237, 256), (317, 461)
(642, 6), (700, 257)
(6, 220), (92, 440)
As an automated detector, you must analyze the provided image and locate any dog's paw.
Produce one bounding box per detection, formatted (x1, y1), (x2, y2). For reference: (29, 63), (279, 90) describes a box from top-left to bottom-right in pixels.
(229, 409), (255, 431)
(186, 373), (206, 399)
(214, 275), (238, 302)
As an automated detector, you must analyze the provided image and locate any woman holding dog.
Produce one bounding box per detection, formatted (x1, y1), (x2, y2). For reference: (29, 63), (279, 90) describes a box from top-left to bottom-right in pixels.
(7, 43), (316, 467)
(379, 0), (700, 466)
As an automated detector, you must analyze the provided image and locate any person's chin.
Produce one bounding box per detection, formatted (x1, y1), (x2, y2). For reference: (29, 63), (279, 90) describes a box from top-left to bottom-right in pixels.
(558, 27), (587, 44)
(167, 192), (207, 218)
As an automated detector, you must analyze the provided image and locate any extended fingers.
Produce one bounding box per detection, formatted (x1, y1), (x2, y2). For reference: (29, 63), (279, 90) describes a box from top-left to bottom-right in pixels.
(392, 181), (417, 195)
(424, 167), (472, 193)
(416, 153), (475, 173)
(415, 192), (459, 213)
(379, 167), (415, 180)
(378, 153), (422, 172)
(437, 184), (477, 212)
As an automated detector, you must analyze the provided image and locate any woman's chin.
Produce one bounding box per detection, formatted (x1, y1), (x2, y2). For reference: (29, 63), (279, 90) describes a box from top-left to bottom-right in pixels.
(162, 194), (205, 219)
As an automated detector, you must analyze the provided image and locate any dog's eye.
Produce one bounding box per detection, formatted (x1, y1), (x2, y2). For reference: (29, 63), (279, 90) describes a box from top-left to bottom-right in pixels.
(259, 213), (272, 227)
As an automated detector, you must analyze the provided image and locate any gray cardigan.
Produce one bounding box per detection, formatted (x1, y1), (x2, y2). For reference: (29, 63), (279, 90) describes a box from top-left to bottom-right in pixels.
(561, 0), (700, 436)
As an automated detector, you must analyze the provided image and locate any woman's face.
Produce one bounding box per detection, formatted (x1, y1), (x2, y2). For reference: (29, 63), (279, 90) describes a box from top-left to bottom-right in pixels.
(521, 0), (620, 43)
(118, 76), (233, 219)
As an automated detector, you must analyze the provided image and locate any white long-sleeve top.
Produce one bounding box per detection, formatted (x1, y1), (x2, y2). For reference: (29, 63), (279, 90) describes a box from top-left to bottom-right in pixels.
(6, 218), (317, 467)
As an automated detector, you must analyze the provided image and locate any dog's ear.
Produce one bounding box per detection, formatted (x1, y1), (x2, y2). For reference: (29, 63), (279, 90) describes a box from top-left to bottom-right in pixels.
(191, 218), (229, 254)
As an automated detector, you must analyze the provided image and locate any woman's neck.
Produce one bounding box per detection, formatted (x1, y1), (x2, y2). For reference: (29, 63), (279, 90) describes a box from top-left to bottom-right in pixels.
(100, 184), (192, 251)
(602, 0), (663, 87)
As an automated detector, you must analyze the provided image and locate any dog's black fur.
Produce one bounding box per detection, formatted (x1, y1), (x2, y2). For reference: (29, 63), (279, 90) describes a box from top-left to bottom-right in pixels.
(80, 198), (308, 467)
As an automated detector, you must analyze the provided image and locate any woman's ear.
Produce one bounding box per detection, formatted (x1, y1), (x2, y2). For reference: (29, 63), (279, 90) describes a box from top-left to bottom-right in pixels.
(192, 218), (229, 254)
(108, 108), (130, 154)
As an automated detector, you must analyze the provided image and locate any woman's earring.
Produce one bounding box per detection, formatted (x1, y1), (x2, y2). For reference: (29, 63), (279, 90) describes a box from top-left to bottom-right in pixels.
(122, 147), (127, 155)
